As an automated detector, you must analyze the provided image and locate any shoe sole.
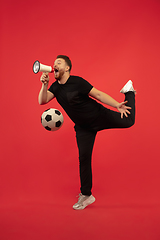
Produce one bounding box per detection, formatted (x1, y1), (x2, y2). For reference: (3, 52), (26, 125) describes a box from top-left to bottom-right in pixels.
(120, 80), (132, 93)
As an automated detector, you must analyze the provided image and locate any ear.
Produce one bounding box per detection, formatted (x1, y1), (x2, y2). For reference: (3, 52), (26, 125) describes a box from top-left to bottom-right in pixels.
(65, 66), (70, 72)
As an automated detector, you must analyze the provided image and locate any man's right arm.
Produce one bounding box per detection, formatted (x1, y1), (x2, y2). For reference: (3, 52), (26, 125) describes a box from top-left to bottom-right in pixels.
(38, 73), (55, 105)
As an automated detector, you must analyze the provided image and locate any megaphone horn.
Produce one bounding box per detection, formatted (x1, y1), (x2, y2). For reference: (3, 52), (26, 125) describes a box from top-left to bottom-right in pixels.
(33, 60), (54, 74)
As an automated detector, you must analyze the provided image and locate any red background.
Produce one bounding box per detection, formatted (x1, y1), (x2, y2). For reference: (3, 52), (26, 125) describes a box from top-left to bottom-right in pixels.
(0, 0), (160, 239)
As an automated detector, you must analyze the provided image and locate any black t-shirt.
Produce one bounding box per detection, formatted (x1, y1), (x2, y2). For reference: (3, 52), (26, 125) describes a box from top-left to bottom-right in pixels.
(48, 75), (103, 127)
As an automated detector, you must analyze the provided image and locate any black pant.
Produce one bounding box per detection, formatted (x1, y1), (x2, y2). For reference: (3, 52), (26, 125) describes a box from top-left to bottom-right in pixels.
(74, 92), (135, 196)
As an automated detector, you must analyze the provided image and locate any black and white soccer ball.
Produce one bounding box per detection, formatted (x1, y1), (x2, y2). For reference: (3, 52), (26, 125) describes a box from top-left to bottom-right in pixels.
(41, 108), (64, 131)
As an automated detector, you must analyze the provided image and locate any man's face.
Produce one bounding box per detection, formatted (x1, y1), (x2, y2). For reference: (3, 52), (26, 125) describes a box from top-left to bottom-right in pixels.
(53, 58), (69, 80)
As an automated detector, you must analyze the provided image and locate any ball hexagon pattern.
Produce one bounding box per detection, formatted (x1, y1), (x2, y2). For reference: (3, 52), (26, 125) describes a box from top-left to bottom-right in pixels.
(41, 108), (64, 131)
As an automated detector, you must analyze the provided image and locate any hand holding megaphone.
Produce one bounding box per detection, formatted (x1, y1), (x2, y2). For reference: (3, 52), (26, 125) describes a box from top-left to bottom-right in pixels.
(33, 60), (54, 74)
(40, 72), (50, 85)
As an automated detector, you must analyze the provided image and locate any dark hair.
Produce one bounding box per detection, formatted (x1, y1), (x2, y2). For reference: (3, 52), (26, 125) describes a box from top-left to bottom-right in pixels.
(56, 55), (72, 72)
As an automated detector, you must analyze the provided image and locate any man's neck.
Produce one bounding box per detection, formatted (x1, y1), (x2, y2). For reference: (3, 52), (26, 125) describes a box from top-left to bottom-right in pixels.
(58, 73), (70, 84)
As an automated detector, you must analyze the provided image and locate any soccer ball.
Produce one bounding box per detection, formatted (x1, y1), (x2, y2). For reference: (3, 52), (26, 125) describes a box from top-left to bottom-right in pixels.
(41, 108), (64, 131)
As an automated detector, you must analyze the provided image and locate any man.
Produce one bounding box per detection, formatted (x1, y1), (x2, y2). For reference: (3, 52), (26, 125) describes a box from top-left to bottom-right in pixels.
(38, 55), (136, 210)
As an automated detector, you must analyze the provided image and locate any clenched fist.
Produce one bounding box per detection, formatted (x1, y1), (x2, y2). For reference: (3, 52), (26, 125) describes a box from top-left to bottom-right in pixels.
(40, 73), (49, 85)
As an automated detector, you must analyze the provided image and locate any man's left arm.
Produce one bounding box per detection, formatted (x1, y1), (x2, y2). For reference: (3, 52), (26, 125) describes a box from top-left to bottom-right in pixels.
(89, 87), (131, 118)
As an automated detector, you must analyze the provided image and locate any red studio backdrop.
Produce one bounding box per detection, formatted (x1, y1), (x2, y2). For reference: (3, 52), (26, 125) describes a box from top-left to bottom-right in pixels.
(0, 0), (160, 239)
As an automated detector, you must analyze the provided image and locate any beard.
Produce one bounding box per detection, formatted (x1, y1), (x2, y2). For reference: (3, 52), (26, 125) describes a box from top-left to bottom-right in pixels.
(54, 69), (65, 80)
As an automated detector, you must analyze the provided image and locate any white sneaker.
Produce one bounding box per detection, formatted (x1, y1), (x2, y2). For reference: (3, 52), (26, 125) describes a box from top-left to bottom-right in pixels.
(120, 80), (135, 93)
(73, 193), (96, 210)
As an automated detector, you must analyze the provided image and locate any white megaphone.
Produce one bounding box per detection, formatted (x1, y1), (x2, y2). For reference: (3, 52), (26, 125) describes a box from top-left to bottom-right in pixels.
(33, 60), (54, 74)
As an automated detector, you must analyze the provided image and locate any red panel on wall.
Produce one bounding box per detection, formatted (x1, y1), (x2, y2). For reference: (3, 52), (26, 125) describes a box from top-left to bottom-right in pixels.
(0, 0), (160, 239)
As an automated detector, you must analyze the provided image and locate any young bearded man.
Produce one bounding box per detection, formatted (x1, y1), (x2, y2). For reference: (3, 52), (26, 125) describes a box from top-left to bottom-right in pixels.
(38, 55), (136, 210)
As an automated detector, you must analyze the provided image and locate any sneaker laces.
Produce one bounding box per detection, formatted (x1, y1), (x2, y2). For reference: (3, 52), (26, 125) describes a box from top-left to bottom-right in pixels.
(76, 193), (86, 203)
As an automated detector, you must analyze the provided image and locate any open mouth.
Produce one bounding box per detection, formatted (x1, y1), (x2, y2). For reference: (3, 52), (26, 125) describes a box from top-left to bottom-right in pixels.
(54, 69), (59, 72)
